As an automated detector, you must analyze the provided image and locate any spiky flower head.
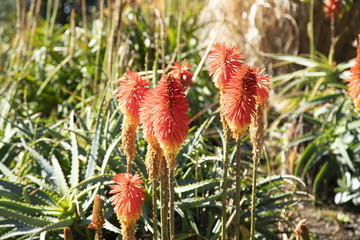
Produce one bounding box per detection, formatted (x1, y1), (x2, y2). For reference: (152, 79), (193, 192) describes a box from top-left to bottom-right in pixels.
(254, 67), (271, 106)
(323, 0), (341, 20)
(88, 194), (105, 230)
(139, 89), (158, 145)
(117, 70), (149, 125)
(223, 65), (258, 140)
(142, 75), (189, 163)
(348, 35), (360, 110)
(169, 59), (193, 90)
(208, 42), (243, 90)
(110, 173), (145, 223)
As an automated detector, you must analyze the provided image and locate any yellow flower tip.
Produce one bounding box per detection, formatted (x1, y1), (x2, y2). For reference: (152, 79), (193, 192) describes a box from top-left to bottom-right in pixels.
(88, 194), (105, 230)
(64, 227), (73, 240)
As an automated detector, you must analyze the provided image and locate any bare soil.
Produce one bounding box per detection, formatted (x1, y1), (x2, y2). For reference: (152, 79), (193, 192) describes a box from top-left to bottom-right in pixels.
(294, 202), (360, 240)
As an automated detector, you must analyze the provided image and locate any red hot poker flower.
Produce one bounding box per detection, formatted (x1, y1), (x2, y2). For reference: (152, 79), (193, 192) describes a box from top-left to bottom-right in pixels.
(323, 0), (341, 20)
(348, 34), (360, 110)
(208, 42), (243, 91)
(139, 89), (158, 145)
(169, 59), (193, 90)
(254, 67), (271, 106)
(147, 75), (189, 159)
(110, 173), (145, 224)
(223, 65), (258, 140)
(117, 70), (149, 125)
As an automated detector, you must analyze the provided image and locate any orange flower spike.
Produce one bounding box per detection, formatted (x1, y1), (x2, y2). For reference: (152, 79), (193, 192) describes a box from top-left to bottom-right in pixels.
(223, 65), (258, 140)
(117, 70), (150, 126)
(208, 42), (243, 90)
(139, 89), (158, 145)
(323, 0), (341, 20)
(151, 75), (190, 158)
(348, 34), (360, 110)
(169, 59), (193, 90)
(254, 67), (271, 106)
(110, 173), (145, 223)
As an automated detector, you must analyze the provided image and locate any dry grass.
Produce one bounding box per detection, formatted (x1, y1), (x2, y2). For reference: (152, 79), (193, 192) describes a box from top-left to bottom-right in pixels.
(198, 0), (360, 69)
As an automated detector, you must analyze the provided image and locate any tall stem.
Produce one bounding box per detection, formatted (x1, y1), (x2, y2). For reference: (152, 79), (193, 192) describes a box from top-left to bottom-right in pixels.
(309, 0), (315, 60)
(250, 150), (259, 240)
(169, 164), (175, 240)
(160, 157), (169, 240)
(221, 130), (230, 240)
(328, 17), (335, 64)
(234, 139), (241, 240)
(152, 178), (158, 240)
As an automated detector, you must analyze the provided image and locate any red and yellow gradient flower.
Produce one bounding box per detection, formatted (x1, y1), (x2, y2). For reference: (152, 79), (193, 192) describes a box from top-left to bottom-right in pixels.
(117, 71), (150, 125)
(223, 65), (258, 140)
(141, 75), (189, 164)
(110, 173), (145, 223)
(348, 34), (360, 110)
(117, 71), (149, 166)
(323, 0), (341, 20)
(254, 67), (271, 106)
(139, 89), (163, 179)
(169, 59), (193, 90)
(208, 42), (243, 90)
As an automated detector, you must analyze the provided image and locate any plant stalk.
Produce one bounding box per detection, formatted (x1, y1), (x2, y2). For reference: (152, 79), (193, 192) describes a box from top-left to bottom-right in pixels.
(160, 157), (169, 240)
(221, 129), (230, 240)
(250, 150), (259, 240)
(328, 17), (335, 64)
(309, 0), (315, 60)
(152, 178), (158, 240)
(234, 139), (241, 240)
(169, 165), (175, 240)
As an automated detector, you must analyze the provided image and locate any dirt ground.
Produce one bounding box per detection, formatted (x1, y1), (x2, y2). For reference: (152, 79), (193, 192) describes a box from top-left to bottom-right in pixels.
(294, 202), (360, 240)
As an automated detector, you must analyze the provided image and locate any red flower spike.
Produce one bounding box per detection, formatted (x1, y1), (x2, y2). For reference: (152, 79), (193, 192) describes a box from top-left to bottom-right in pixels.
(223, 65), (258, 140)
(110, 173), (145, 224)
(144, 75), (189, 157)
(348, 34), (360, 110)
(323, 0), (341, 20)
(117, 70), (150, 125)
(139, 89), (159, 145)
(169, 59), (193, 90)
(254, 67), (271, 106)
(208, 42), (243, 90)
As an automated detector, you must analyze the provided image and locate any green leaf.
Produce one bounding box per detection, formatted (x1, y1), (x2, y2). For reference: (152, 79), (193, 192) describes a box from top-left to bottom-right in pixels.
(20, 138), (55, 186)
(287, 134), (317, 149)
(101, 134), (122, 175)
(294, 142), (317, 176)
(266, 53), (319, 68)
(30, 218), (74, 239)
(0, 200), (61, 216)
(175, 179), (220, 194)
(0, 207), (51, 227)
(0, 227), (40, 240)
(50, 155), (68, 195)
(69, 110), (79, 187)
(85, 96), (105, 179)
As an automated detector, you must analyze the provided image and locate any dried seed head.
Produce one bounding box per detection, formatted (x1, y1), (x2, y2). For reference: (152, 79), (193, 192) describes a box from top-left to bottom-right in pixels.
(88, 194), (105, 230)
(64, 227), (73, 240)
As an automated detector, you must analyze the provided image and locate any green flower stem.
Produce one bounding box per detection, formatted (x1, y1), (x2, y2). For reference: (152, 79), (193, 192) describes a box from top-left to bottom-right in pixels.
(152, 178), (158, 240)
(309, 0), (315, 60)
(235, 139), (241, 240)
(250, 149), (259, 240)
(169, 165), (175, 240)
(221, 130), (230, 240)
(160, 157), (169, 240)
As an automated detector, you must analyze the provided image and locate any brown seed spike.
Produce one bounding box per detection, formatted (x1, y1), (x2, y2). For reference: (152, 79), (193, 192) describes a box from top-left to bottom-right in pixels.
(88, 194), (105, 230)
(64, 227), (73, 240)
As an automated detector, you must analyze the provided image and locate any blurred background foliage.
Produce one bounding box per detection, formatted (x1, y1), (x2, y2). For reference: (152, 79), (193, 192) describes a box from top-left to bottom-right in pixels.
(0, 0), (360, 239)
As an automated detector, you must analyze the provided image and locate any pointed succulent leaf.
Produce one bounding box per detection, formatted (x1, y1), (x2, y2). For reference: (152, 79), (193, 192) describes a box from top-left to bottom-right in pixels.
(0, 207), (52, 227)
(29, 218), (74, 239)
(51, 155), (69, 195)
(175, 179), (221, 194)
(0, 200), (61, 216)
(0, 226), (40, 240)
(69, 110), (79, 188)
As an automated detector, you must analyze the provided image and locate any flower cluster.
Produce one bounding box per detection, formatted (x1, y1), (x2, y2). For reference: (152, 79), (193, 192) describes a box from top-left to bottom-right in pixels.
(208, 42), (270, 139)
